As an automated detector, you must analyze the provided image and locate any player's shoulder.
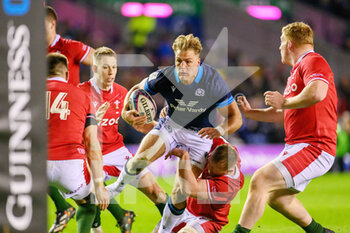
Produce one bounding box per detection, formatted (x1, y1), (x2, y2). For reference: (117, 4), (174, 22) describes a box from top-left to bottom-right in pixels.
(78, 81), (91, 92)
(113, 82), (128, 93)
(201, 63), (220, 77)
(69, 83), (87, 94)
(303, 52), (329, 66)
(158, 65), (176, 78)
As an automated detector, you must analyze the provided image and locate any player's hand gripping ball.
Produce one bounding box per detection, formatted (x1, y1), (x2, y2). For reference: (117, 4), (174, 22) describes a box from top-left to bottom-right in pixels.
(129, 89), (157, 124)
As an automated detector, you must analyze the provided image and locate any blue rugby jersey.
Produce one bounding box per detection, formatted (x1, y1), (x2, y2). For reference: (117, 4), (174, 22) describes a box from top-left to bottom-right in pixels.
(144, 63), (234, 130)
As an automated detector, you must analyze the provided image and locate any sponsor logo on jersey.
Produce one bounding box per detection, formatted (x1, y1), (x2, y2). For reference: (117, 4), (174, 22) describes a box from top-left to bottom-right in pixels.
(195, 88), (205, 96)
(175, 99), (198, 107)
(170, 99), (206, 113)
(99, 117), (120, 126)
(284, 82), (298, 96)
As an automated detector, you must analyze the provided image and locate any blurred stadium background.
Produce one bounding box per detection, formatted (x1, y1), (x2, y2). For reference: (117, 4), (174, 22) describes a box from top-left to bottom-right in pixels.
(43, 0), (350, 232)
(1, 0), (350, 232)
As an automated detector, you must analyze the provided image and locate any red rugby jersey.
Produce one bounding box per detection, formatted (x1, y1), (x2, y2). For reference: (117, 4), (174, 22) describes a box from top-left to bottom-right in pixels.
(79, 79), (128, 155)
(186, 138), (244, 231)
(47, 77), (95, 160)
(283, 51), (338, 155)
(47, 35), (91, 86)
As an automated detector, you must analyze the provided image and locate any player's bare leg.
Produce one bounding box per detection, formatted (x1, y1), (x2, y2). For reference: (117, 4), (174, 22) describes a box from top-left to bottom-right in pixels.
(159, 165), (202, 233)
(136, 171), (168, 214)
(235, 162), (286, 231)
(266, 190), (334, 233)
(233, 162), (333, 233)
(106, 134), (165, 198)
(267, 189), (311, 227)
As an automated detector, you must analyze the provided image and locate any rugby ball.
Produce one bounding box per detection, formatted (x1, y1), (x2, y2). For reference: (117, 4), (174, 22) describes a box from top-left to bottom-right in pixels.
(129, 89), (157, 123)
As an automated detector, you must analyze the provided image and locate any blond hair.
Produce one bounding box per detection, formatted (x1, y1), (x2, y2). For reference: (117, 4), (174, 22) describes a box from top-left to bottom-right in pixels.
(172, 34), (203, 55)
(47, 53), (68, 77)
(282, 22), (313, 47)
(93, 46), (117, 64)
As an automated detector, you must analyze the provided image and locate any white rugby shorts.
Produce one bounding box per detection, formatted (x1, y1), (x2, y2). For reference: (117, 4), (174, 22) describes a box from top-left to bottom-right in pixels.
(172, 209), (223, 233)
(149, 117), (213, 170)
(273, 143), (334, 192)
(47, 159), (92, 200)
(102, 146), (150, 187)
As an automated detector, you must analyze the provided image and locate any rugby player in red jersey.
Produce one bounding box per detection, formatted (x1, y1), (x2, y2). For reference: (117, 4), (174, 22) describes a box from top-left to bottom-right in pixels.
(46, 6), (94, 86)
(46, 53), (109, 233)
(79, 47), (167, 232)
(154, 137), (243, 233)
(45, 6), (96, 232)
(233, 22), (336, 233)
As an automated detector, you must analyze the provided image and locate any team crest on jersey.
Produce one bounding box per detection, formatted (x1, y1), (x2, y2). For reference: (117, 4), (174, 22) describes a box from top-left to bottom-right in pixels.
(93, 101), (98, 108)
(114, 99), (120, 109)
(195, 88), (205, 96)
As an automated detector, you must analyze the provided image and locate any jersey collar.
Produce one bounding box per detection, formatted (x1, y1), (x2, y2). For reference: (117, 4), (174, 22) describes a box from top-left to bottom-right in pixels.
(295, 49), (314, 65)
(90, 78), (113, 95)
(174, 65), (203, 84)
(47, 76), (67, 83)
(50, 34), (61, 48)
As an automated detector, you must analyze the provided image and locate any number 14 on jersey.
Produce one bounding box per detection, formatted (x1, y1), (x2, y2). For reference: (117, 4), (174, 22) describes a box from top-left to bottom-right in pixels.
(46, 91), (71, 120)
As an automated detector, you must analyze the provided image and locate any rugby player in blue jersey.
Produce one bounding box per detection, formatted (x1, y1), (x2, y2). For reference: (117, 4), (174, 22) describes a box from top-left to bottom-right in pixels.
(107, 34), (242, 232)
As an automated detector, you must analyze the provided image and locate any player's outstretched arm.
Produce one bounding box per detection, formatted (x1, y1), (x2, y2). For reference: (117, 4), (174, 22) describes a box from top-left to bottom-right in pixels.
(165, 149), (209, 200)
(275, 80), (328, 109)
(237, 95), (284, 122)
(84, 125), (110, 210)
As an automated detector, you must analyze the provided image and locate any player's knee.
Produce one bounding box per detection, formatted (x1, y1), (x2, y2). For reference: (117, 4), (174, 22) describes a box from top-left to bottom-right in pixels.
(267, 192), (294, 211)
(267, 194), (282, 210)
(178, 225), (198, 233)
(127, 157), (149, 174)
(171, 182), (186, 197)
(249, 169), (267, 191)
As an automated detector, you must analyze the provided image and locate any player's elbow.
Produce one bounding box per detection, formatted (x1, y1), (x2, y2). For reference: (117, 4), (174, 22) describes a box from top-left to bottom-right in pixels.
(310, 91), (326, 104)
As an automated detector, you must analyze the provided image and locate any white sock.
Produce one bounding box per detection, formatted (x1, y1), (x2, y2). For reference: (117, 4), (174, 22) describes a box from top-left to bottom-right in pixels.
(158, 200), (185, 233)
(106, 164), (137, 198)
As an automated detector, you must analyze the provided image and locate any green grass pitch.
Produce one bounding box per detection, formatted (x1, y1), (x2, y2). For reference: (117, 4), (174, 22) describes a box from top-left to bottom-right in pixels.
(48, 173), (350, 233)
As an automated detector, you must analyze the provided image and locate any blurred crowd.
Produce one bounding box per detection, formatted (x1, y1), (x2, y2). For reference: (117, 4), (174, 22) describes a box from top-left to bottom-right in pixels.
(52, 1), (350, 170)
(300, 0), (350, 51)
(301, 0), (350, 20)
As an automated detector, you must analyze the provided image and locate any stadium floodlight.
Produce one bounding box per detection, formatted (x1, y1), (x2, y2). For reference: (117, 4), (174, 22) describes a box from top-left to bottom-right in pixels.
(121, 2), (173, 18)
(246, 5), (282, 20)
(121, 2), (143, 17)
